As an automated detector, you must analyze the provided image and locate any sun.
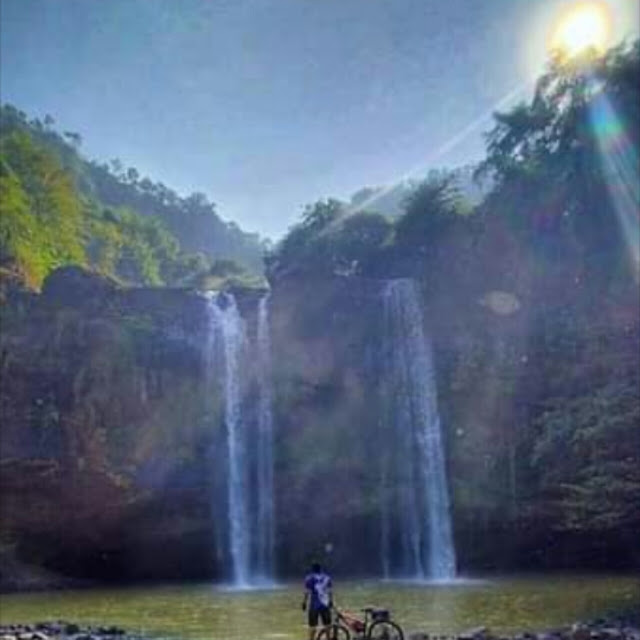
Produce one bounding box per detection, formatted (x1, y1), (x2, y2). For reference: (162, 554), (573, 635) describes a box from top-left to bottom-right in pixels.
(548, 2), (613, 59)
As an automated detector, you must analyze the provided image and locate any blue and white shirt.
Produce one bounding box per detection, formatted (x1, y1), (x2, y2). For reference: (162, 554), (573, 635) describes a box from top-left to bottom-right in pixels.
(304, 571), (332, 610)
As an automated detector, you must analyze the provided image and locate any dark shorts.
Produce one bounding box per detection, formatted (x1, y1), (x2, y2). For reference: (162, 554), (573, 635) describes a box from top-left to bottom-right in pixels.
(308, 606), (331, 628)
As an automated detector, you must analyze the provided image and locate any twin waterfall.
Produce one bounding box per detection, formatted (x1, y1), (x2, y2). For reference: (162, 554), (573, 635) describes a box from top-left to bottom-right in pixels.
(205, 279), (455, 586)
(206, 292), (275, 587)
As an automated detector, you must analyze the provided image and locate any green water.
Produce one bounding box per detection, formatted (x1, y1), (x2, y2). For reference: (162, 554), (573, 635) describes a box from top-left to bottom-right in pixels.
(1, 576), (638, 640)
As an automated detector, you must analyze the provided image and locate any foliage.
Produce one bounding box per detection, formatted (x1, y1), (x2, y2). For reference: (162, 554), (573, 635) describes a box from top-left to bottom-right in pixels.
(0, 131), (86, 288)
(271, 41), (638, 286)
(270, 176), (470, 279)
(268, 199), (394, 278)
(87, 205), (185, 286)
(196, 258), (267, 290)
(477, 42), (639, 278)
(348, 166), (485, 220)
(85, 162), (267, 274)
(395, 175), (469, 252)
(533, 379), (640, 532)
(0, 104), (267, 290)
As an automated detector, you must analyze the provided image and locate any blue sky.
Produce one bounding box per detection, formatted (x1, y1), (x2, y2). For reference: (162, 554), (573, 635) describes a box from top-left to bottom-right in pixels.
(1, 0), (638, 238)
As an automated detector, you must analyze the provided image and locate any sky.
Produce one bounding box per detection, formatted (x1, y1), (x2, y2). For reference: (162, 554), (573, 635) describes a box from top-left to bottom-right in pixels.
(1, 0), (638, 239)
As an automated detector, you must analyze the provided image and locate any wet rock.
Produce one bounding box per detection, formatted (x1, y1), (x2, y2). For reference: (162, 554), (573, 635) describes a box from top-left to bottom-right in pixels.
(593, 630), (624, 640)
(459, 628), (488, 640)
(572, 624), (592, 640)
(97, 628), (124, 636)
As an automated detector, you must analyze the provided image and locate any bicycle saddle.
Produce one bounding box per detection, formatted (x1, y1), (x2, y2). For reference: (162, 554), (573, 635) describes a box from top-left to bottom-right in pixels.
(363, 607), (390, 619)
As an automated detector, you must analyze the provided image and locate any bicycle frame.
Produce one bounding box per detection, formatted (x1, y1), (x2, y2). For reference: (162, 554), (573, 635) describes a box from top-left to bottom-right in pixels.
(333, 608), (373, 637)
(323, 605), (403, 640)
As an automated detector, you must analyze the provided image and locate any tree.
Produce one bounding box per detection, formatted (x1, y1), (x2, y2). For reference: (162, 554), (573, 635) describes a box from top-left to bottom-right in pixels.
(325, 212), (392, 275)
(394, 175), (468, 257)
(533, 378), (640, 533)
(268, 199), (345, 277)
(477, 42), (639, 280)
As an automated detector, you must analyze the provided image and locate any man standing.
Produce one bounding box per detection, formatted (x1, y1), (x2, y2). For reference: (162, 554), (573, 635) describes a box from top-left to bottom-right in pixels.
(302, 562), (333, 640)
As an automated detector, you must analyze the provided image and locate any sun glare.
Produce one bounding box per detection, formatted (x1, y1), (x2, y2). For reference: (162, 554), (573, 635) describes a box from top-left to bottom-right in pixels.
(549, 2), (612, 59)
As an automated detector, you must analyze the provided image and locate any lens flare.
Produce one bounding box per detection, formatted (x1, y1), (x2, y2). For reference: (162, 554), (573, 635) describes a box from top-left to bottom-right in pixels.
(549, 2), (612, 59)
(588, 85), (640, 280)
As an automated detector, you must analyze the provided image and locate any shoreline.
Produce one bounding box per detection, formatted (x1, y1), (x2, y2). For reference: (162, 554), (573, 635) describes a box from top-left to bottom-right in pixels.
(1, 616), (639, 640)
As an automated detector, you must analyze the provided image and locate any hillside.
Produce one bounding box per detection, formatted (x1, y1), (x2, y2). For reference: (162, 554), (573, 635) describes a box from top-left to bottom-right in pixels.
(0, 105), (267, 291)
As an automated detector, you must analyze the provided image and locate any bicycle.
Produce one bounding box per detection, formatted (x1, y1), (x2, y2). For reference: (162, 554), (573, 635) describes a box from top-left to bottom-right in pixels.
(316, 605), (404, 640)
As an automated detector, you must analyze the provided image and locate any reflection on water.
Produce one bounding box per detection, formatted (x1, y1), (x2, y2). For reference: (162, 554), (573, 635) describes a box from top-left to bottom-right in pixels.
(1, 576), (638, 640)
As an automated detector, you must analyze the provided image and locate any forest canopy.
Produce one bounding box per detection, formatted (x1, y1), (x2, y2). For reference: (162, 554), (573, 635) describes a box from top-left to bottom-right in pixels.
(269, 41), (639, 292)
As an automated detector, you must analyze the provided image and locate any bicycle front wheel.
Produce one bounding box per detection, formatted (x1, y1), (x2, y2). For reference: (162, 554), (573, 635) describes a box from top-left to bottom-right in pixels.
(367, 620), (404, 640)
(317, 623), (352, 640)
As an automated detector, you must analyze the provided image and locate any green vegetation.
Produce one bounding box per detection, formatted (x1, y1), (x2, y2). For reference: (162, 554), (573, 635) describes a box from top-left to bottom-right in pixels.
(0, 105), (267, 289)
(271, 42), (638, 288)
(0, 131), (86, 287)
(269, 41), (640, 565)
(267, 199), (394, 278)
(0, 42), (637, 582)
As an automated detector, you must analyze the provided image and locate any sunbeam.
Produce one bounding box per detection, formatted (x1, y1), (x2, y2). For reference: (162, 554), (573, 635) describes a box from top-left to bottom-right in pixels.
(588, 85), (640, 280)
(343, 80), (534, 220)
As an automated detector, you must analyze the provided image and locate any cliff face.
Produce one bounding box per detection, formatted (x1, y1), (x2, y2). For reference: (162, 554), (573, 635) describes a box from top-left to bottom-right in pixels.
(268, 268), (639, 574)
(269, 275), (384, 575)
(1, 265), (638, 588)
(1, 267), (216, 583)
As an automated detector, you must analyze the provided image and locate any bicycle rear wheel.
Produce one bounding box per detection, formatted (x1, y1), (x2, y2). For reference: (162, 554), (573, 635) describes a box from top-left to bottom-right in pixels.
(367, 620), (404, 640)
(316, 623), (351, 640)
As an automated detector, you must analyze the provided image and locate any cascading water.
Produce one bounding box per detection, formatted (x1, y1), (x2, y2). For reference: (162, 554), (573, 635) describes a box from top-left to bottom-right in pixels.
(206, 291), (276, 587)
(207, 292), (251, 587)
(255, 294), (275, 581)
(381, 279), (456, 581)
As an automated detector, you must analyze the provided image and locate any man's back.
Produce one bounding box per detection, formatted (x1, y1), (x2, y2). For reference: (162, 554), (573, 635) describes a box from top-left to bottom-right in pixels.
(304, 570), (332, 609)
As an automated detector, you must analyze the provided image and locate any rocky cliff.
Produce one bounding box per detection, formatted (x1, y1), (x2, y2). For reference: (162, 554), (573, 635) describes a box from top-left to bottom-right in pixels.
(1, 263), (638, 589)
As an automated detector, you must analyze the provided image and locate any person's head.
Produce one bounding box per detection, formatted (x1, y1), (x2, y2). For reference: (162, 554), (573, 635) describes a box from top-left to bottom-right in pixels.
(311, 562), (322, 574)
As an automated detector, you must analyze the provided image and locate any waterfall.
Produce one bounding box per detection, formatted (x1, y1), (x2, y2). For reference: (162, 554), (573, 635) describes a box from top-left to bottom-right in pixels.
(381, 279), (456, 580)
(255, 294), (275, 581)
(206, 291), (276, 587)
(207, 292), (251, 586)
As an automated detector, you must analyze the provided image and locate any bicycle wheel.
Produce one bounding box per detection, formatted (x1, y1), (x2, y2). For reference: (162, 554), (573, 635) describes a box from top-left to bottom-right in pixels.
(316, 623), (351, 640)
(367, 620), (404, 640)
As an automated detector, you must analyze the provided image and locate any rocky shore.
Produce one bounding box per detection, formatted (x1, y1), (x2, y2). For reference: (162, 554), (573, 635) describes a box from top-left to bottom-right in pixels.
(409, 616), (640, 640)
(2, 617), (639, 640)
(0, 622), (151, 640)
